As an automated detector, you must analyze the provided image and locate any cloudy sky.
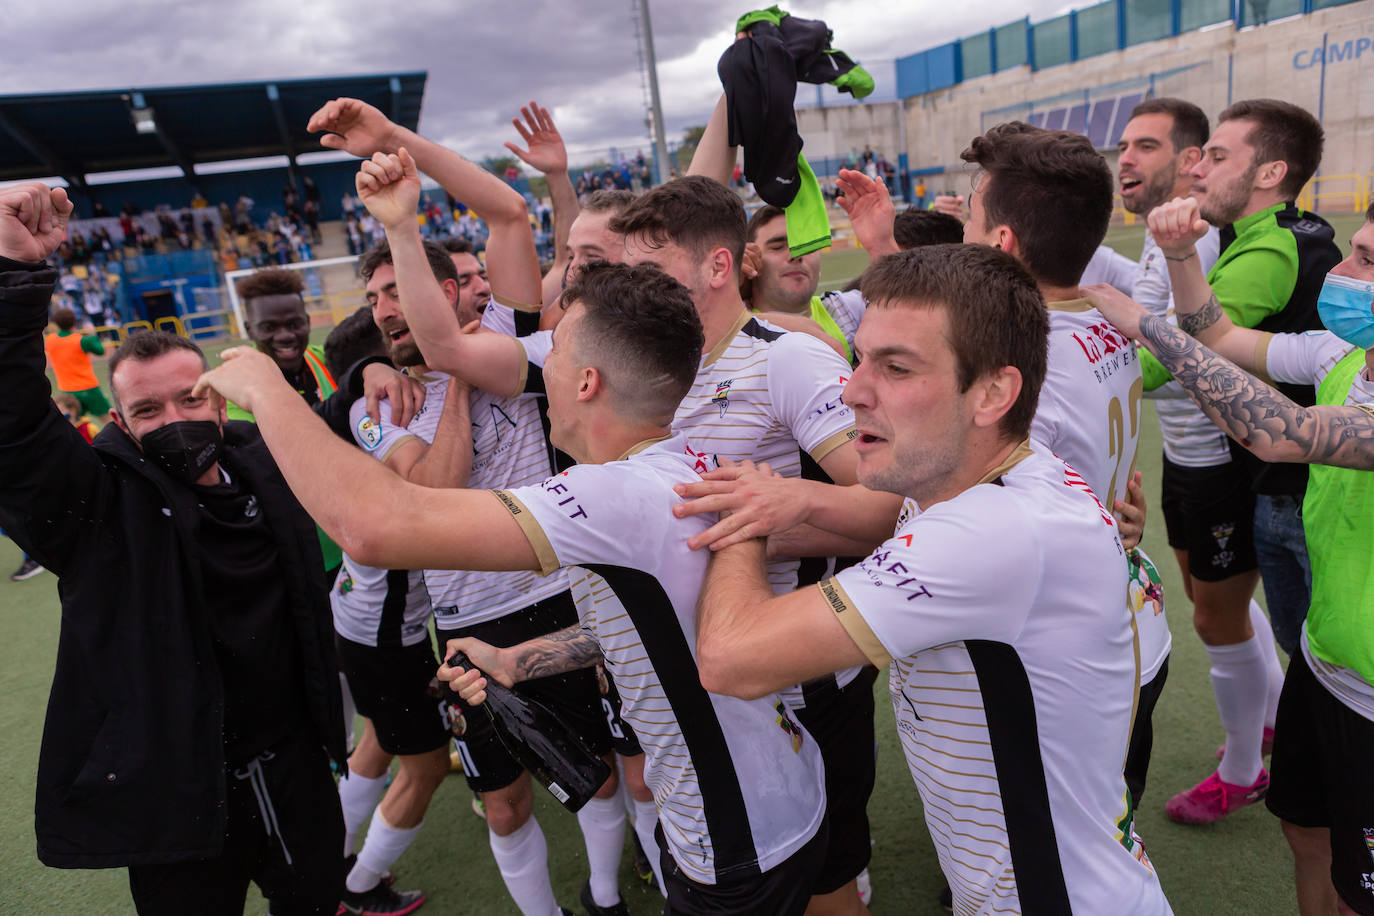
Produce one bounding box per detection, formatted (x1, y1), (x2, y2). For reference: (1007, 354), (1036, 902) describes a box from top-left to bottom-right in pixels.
(5, 0), (1078, 170)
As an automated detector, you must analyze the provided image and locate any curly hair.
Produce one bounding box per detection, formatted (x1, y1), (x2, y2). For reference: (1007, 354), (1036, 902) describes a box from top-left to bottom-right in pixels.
(234, 267), (305, 302)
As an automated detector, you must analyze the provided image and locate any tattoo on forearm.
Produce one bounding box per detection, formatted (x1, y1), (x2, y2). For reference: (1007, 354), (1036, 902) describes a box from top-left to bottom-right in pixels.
(511, 624), (602, 681)
(1139, 315), (1374, 470)
(1179, 292), (1224, 339)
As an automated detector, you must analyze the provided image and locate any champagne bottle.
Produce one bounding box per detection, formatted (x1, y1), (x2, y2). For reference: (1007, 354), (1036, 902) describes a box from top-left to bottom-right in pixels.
(447, 651), (610, 812)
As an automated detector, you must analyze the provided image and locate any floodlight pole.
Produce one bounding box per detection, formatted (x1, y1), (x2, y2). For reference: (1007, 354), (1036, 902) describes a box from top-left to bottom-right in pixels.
(638, 0), (673, 183)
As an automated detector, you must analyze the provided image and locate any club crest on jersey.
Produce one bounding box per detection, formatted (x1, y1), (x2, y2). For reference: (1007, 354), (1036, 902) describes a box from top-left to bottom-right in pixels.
(711, 379), (732, 417)
(356, 415), (383, 451)
(1364, 828), (1374, 866)
(774, 702), (804, 753)
(1211, 523), (1234, 549)
(446, 704), (468, 738)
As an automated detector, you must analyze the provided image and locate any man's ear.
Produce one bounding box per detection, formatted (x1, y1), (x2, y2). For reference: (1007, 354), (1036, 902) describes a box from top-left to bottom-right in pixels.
(707, 246), (735, 290)
(995, 225), (1020, 260)
(1177, 147), (1203, 176)
(1254, 159), (1288, 192)
(440, 277), (460, 305)
(578, 366), (601, 403)
(970, 366), (1023, 431)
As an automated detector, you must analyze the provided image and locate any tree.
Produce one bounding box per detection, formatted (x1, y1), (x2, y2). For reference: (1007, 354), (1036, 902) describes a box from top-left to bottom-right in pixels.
(481, 155), (522, 178)
(675, 125), (706, 173)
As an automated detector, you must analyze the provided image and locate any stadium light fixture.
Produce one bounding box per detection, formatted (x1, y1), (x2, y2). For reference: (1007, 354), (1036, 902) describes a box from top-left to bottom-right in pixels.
(130, 107), (157, 135)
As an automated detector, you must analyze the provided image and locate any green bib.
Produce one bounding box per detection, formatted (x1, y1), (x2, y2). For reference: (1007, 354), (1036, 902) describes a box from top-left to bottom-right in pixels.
(808, 296), (852, 362)
(1302, 347), (1374, 683)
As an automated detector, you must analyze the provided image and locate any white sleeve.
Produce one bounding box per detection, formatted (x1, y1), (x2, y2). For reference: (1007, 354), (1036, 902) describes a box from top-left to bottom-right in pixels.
(482, 298), (544, 339)
(1258, 330), (1357, 388)
(494, 465), (687, 576)
(823, 487), (1040, 666)
(766, 331), (858, 463)
(515, 330), (555, 398)
(348, 396), (417, 462)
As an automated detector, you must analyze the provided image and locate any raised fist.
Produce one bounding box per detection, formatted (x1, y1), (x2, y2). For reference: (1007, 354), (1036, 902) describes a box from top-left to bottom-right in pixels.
(1147, 197), (1210, 258)
(0, 183), (73, 263)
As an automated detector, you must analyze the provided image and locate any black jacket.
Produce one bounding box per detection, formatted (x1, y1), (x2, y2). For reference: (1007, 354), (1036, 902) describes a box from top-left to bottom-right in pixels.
(0, 257), (347, 868)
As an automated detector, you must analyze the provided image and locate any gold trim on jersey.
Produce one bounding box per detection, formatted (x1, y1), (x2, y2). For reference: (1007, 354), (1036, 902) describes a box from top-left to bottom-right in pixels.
(819, 577), (892, 666)
(810, 426), (859, 464)
(378, 433), (420, 464)
(514, 356), (530, 396)
(492, 489), (560, 576)
(493, 294), (543, 314)
(974, 439), (1033, 486)
(618, 434), (673, 460)
(1045, 297), (1094, 312)
(1252, 331), (1277, 385)
(701, 309), (753, 369)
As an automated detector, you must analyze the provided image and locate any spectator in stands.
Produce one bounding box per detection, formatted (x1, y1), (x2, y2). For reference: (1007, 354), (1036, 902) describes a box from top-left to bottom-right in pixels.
(53, 391), (101, 444)
(44, 306), (111, 419)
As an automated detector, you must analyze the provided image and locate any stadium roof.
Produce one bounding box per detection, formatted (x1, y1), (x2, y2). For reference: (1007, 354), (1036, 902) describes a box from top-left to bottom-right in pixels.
(0, 72), (426, 188)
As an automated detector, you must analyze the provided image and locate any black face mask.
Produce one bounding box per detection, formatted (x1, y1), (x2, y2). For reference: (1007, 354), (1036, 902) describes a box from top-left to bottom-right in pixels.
(137, 420), (224, 485)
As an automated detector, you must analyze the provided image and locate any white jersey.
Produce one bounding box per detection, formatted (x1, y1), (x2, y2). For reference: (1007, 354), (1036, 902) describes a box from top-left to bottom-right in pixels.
(1136, 230), (1229, 467)
(1080, 244), (1138, 295)
(358, 319), (568, 629)
(671, 311), (857, 594)
(1033, 298), (1170, 685)
(816, 288), (867, 351)
(496, 433), (827, 885)
(824, 445), (1171, 916)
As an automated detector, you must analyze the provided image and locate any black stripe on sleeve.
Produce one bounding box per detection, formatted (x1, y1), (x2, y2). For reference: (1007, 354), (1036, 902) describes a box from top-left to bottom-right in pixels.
(376, 568), (412, 649)
(965, 639), (1072, 915)
(585, 563), (763, 881)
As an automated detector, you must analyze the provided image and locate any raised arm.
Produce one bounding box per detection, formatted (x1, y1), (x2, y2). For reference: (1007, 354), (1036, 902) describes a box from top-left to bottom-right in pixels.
(193, 347), (542, 568)
(356, 149), (527, 396)
(309, 97), (542, 308)
(686, 94), (737, 188)
(1147, 197), (1270, 371)
(503, 103), (579, 308)
(382, 377), (473, 488)
(836, 168), (898, 260)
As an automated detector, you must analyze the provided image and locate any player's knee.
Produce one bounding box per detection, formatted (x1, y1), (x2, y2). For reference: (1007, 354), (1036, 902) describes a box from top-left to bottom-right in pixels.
(483, 780), (534, 836)
(1280, 820), (1330, 863)
(1191, 598), (1248, 645)
(594, 759), (618, 799)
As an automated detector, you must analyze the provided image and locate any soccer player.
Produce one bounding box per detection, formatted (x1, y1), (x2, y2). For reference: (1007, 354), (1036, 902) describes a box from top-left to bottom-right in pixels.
(955, 123), (1172, 810)
(312, 99), (628, 912)
(1149, 98), (1342, 822)
(0, 182), (349, 916)
(1087, 197), (1374, 916)
(691, 244), (1173, 915)
(1118, 97), (1288, 810)
(192, 260), (830, 916)
(43, 305), (111, 418)
(330, 241), (479, 916)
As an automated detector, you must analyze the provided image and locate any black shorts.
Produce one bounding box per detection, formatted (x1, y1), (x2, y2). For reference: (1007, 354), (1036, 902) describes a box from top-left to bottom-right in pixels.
(1124, 656), (1170, 811)
(128, 735), (345, 916)
(1266, 651), (1374, 915)
(659, 816), (829, 916)
(335, 634), (449, 757)
(1160, 455), (1258, 582)
(594, 662), (643, 757)
(437, 590), (612, 793)
(794, 666), (878, 894)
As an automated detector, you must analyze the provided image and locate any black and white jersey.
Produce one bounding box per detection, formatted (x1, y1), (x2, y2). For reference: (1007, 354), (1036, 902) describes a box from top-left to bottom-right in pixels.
(824, 445), (1172, 915)
(496, 432), (827, 885)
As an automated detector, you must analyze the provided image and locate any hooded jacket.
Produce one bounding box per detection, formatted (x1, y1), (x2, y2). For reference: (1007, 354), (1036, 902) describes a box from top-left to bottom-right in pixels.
(0, 256), (346, 868)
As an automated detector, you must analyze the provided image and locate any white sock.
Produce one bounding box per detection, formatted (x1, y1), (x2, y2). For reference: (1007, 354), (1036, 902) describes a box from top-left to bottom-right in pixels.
(1248, 599), (1285, 729)
(489, 817), (559, 916)
(348, 807), (422, 893)
(633, 797), (667, 898)
(576, 794), (626, 907)
(1208, 636), (1268, 785)
(338, 771), (388, 856)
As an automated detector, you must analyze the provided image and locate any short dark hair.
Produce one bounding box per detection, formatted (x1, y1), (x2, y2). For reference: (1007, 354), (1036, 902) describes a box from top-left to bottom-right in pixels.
(1218, 99), (1324, 200)
(746, 205), (786, 242)
(52, 306), (77, 331)
(358, 239), (459, 286)
(108, 332), (207, 412)
(440, 237), (474, 256)
(860, 244), (1048, 440)
(1366, 199), (1374, 223)
(609, 176), (746, 271)
(893, 209), (965, 249)
(235, 267), (304, 302)
(324, 305), (387, 379)
(582, 189), (635, 215)
(1129, 97), (1210, 153)
(561, 261), (703, 425)
(961, 122), (1113, 288)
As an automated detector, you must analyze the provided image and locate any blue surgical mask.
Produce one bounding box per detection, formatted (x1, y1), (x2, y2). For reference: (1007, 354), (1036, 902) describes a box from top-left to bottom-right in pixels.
(1317, 273), (1374, 350)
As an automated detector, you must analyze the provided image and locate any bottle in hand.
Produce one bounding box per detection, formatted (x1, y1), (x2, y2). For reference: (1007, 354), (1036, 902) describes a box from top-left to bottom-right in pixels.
(447, 651), (611, 812)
